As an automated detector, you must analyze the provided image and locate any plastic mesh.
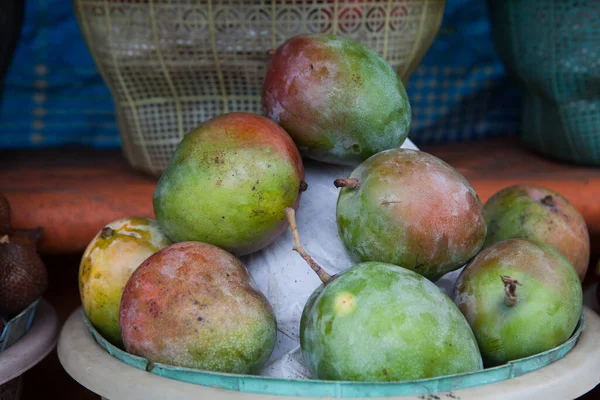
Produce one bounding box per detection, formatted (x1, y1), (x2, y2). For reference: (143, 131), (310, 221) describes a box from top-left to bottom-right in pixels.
(74, 0), (445, 176)
(489, 0), (600, 165)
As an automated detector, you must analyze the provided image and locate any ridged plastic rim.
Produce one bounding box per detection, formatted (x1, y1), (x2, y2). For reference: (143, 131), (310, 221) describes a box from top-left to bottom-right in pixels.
(0, 298), (40, 353)
(82, 310), (585, 398)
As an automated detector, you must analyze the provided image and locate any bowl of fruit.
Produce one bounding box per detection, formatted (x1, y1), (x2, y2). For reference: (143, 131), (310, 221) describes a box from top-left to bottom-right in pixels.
(59, 34), (599, 399)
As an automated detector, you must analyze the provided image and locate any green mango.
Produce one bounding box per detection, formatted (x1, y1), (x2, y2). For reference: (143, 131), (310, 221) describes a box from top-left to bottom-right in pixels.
(300, 262), (483, 381)
(263, 34), (411, 165)
(153, 112), (305, 256)
(484, 184), (590, 281)
(454, 238), (582, 367)
(336, 148), (486, 281)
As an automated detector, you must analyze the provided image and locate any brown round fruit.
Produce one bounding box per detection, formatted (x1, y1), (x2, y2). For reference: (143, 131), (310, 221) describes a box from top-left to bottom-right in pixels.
(0, 238), (48, 316)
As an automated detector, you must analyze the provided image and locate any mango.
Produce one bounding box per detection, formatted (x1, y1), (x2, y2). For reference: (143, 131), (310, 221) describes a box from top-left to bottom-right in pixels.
(301, 262), (483, 381)
(263, 34), (411, 165)
(120, 241), (277, 373)
(454, 238), (582, 366)
(484, 184), (590, 281)
(154, 112), (305, 256)
(335, 149), (486, 281)
(79, 217), (171, 347)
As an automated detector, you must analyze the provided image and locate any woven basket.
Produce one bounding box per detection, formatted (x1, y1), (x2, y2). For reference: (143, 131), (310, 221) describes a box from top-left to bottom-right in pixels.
(488, 0), (600, 165)
(73, 0), (445, 176)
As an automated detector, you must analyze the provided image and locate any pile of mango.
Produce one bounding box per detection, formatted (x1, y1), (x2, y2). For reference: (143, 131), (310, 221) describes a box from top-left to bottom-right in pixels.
(79, 34), (587, 381)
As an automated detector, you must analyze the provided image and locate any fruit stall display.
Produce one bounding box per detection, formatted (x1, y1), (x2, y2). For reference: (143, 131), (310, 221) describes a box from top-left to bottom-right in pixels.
(42, 33), (600, 399)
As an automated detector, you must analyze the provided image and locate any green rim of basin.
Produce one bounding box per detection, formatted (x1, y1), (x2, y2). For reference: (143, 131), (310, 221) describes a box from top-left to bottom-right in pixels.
(82, 310), (585, 398)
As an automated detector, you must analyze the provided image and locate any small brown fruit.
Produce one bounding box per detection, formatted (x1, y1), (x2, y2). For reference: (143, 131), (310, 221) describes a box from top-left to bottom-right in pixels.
(0, 237), (48, 316)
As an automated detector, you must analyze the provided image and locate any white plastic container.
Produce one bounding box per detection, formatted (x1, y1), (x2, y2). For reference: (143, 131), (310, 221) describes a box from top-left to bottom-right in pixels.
(58, 305), (600, 400)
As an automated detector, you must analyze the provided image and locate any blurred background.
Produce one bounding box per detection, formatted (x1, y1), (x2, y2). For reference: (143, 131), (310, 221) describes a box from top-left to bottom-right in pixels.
(0, 0), (521, 151)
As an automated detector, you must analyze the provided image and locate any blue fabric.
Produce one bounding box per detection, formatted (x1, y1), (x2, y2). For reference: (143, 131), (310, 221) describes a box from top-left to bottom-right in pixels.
(0, 0), (118, 148)
(408, 0), (521, 143)
(0, 0), (521, 149)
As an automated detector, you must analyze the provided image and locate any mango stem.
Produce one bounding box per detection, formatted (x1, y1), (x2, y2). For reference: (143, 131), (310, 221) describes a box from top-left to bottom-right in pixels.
(334, 178), (360, 189)
(101, 227), (115, 239)
(285, 208), (332, 284)
(540, 195), (555, 207)
(501, 275), (522, 307)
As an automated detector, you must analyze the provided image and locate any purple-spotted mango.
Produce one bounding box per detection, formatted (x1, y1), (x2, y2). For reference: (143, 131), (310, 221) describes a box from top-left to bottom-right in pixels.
(153, 112), (306, 256)
(335, 149), (486, 281)
(79, 217), (171, 347)
(119, 241), (276, 373)
(454, 238), (582, 367)
(263, 34), (411, 165)
(483, 184), (590, 281)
